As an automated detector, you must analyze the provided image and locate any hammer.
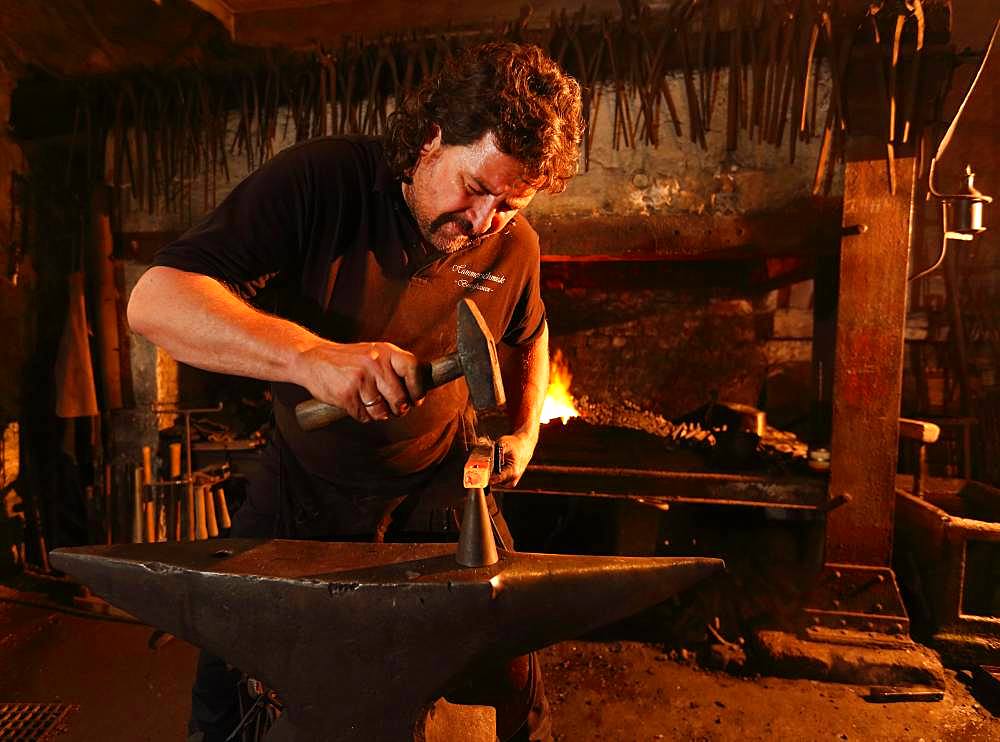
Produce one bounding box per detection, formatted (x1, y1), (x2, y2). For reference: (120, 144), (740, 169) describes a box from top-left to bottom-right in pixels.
(294, 298), (505, 431)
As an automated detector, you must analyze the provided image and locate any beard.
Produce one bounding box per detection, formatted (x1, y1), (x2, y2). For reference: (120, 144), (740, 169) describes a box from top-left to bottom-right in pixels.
(402, 169), (497, 255)
(404, 183), (472, 255)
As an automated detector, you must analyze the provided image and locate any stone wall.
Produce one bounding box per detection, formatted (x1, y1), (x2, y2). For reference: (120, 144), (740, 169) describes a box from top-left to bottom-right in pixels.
(532, 70), (837, 221)
(540, 271), (817, 425)
(542, 270), (770, 420)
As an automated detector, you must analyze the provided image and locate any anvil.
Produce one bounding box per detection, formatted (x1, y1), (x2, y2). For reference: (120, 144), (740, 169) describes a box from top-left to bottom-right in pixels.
(50, 540), (722, 741)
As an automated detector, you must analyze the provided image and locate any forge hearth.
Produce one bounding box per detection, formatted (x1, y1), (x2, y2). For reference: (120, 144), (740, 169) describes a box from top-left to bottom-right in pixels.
(495, 413), (826, 512)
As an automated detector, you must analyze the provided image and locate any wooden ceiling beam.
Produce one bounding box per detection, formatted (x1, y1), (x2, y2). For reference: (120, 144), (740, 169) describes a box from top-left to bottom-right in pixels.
(186, 0), (953, 48)
(186, 0), (622, 46)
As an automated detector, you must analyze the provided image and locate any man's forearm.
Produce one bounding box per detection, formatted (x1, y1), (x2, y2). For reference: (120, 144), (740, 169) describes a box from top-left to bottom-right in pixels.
(501, 322), (550, 442)
(128, 267), (424, 423)
(127, 266), (322, 384)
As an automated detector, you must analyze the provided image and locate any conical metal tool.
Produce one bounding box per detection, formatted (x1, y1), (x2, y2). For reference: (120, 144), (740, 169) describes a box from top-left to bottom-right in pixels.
(51, 540), (723, 741)
(456, 487), (499, 567)
(457, 442), (500, 567)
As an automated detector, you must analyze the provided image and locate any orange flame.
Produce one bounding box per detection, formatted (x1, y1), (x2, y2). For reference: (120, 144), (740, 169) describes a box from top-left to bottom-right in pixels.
(540, 349), (580, 425)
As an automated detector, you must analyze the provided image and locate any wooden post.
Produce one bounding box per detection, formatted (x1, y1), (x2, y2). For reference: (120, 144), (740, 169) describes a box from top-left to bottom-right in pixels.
(86, 183), (126, 410)
(826, 140), (917, 566)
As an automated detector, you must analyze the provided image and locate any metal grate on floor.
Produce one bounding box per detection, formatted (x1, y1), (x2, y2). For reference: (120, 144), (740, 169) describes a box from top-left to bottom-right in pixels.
(0, 703), (78, 740)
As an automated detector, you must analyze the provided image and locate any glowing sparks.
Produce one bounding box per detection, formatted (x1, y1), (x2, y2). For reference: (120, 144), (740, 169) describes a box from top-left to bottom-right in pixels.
(540, 349), (580, 425)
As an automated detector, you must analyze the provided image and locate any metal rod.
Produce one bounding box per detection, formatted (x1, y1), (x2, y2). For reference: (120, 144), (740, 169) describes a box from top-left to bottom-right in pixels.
(520, 463), (811, 484)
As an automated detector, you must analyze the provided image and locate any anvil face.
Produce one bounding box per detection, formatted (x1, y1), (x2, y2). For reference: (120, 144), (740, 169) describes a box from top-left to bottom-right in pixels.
(50, 540), (722, 741)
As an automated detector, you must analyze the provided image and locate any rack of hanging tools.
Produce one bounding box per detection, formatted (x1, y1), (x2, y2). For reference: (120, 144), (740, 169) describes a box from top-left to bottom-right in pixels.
(144, 403), (231, 542)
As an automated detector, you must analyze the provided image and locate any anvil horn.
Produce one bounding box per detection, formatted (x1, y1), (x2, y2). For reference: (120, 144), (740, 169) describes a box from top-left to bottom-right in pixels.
(51, 540), (722, 741)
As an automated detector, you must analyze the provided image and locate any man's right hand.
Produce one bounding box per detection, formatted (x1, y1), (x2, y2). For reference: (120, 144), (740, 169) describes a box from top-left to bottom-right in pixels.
(291, 341), (425, 423)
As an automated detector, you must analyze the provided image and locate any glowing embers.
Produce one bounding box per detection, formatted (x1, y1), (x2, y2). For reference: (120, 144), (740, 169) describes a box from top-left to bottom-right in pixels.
(540, 349), (580, 425)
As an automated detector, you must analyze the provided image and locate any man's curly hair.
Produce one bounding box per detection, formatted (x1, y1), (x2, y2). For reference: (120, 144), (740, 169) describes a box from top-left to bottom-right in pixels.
(384, 42), (583, 193)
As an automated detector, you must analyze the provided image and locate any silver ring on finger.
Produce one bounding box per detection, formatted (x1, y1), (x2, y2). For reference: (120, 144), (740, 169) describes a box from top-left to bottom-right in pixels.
(362, 398), (381, 408)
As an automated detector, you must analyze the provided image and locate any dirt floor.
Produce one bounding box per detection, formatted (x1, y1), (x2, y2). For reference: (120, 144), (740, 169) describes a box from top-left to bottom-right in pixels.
(3, 576), (1000, 742)
(540, 641), (999, 742)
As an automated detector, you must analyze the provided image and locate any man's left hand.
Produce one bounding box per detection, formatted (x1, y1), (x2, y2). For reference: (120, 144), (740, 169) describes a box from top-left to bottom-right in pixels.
(490, 432), (537, 488)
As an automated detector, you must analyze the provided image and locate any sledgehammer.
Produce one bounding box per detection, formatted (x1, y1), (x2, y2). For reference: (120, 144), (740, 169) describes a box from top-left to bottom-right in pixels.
(295, 298), (505, 431)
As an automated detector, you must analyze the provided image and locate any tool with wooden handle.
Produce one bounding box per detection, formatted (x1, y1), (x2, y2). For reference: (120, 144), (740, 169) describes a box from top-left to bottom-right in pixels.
(185, 483), (196, 541)
(204, 483), (219, 538)
(131, 468), (143, 545)
(213, 486), (231, 530)
(195, 485), (208, 541)
(295, 298), (506, 431)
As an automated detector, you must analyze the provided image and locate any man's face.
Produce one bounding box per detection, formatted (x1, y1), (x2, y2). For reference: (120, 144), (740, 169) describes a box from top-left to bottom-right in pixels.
(404, 129), (538, 254)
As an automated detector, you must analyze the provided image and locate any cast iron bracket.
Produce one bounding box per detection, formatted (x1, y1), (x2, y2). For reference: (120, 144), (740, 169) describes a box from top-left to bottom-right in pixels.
(803, 563), (911, 636)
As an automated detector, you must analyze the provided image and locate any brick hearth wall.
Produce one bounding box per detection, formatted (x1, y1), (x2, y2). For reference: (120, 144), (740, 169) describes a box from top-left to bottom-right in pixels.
(542, 277), (815, 427)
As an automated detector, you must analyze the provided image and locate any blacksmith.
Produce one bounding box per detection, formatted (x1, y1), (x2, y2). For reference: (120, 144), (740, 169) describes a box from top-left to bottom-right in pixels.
(127, 41), (583, 742)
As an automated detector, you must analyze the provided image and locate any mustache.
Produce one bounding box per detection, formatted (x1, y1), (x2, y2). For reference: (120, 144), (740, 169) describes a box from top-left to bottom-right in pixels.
(429, 212), (475, 236)
(429, 212), (503, 242)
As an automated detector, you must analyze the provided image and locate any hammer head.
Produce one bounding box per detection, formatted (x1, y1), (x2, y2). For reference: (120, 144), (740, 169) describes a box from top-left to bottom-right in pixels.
(457, 298), (506, 411)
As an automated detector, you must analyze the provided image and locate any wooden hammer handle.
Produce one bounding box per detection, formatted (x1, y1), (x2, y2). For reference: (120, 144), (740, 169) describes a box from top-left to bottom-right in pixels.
(294, 353), (462, 431)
